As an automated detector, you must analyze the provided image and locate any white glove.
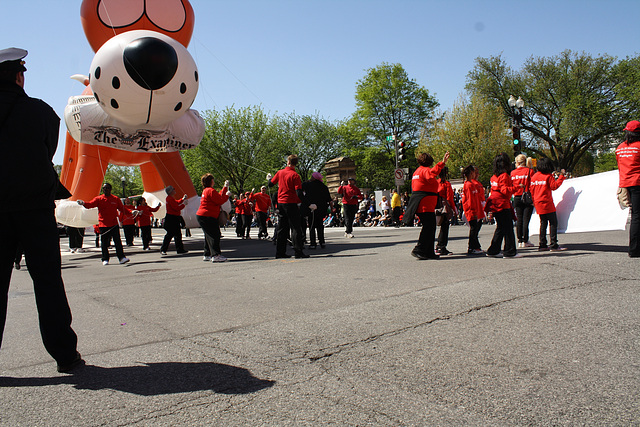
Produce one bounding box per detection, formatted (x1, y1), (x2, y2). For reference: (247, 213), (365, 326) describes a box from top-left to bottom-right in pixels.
(266, 173), (272, 181)
(183, 198), (189, 206)
(224, 180), (229, 187)
(251, 188), (255, 193)
(340, 181), (346, 186)
(309, 204), (317, 211)
(77, 200), (85, 206)
(226, 191), (232, 196)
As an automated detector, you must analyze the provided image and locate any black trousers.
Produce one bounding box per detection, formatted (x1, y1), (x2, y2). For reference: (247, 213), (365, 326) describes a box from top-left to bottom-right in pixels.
(344, 204), (358, 234)
(197, 215), (222, 257)
(140, 225), (152, 249)
(436, 217), (450, 250)
(487, 208), (517, 257)
(242, 214), (253, 238)
(123, 224), (136, 246)
(414, 212), (437, 256)
(629, 186), (640, 256)
(235, 214), (243, 237)
(538, 211), (559, 249)
(392, 206), (402, 226)
(468, 219), (483, 250)
(161, 214), (185, 253)
(256, 211), (269, 238)
(276, 203), (304, 256)
(513, 196), (534, 243)
(67, 227), (84, 249)
(0, 209), (78, 364)
(308, 209), (326, 246)
(100, 226), (125, 261)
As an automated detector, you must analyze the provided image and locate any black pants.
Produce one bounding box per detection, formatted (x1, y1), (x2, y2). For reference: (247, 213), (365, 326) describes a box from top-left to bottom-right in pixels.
(0, 209), (78, 364)
(67, 227), (84, 249)
(344, 204), (358, 234)
(276, 203), (304, 256)
(392, 206), (402, 226)
(414, 212), (437, 256)
(538, 211), (559, 249)
(629, 186), (640, 257)
(161, 214), (185, 253)
(235, 214), (243, 237)
(468, 219), (483, 250)
(487, 208), (517, 257)
(242, 214), (253, 238)
(140, 225), (152, 249)
(197, 215), (222, 257)
(513, 196), (534, 243)
(123, 224), (136, 246)
(436, 217), (450, 250)
(100, 226), (125, 261)
(308, 209), (326, 246)
(257, 211), (269, 238)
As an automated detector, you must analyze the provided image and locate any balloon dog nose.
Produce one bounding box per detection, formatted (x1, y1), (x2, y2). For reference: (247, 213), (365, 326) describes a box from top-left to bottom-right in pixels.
(123, 37), (178, 91)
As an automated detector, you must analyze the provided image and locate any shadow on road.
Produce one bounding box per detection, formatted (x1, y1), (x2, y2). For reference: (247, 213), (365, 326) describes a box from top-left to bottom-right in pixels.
(0, 362), (275, 396)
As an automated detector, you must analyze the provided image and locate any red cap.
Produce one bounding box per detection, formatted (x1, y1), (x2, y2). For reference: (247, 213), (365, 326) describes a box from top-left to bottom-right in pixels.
(624, 120), (640, 132)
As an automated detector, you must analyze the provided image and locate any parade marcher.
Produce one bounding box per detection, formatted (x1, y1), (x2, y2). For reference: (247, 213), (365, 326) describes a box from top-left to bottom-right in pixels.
(302, 172), (332, 249)
(267, 154), (309, 258)
(250, 186), (272, 240)
(160, 186), (189, 255)
(462, 165), (485, 255)
(135, 197), (161, 251)
(435, 166), (457, 256)
(511, 154), (535, 248)
(337, 177), (363, 238)
(391, 189), (402, 227)
(616, 120), (640, 258)
(66, 226), (85, 253)
(486, 153), (522, 258)
(121, 197), (137, 246)
(196, 174), (229, 262)
(241, 191), (254, 239)
(78, 183), (134, 265)
(530, 158), (567, 252)
(403, 151), (450, 260)
(0, 47), (82, 372)
(234, 194), (244, 237)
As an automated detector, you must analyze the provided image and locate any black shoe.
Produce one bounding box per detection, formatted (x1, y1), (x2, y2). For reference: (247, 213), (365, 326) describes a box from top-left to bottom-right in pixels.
(14, 262), (20, 270)
(57, 352), (85, 373)
(309, 245), (317, 249)
(320, 244), (326, 249)
(411, 251), (428, 260)
(295, 253), (310, 259)
(275, 253), (291, 259)
(177, 250), (189, 254)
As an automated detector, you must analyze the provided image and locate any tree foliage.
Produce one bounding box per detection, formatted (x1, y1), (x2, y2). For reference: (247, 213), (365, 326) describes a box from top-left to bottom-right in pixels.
(418, 95), (511, 184)
(466, 50), (640, 172)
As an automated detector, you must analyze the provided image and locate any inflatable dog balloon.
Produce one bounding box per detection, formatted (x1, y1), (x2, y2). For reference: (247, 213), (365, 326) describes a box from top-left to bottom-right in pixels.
(57, 0), (203, 228)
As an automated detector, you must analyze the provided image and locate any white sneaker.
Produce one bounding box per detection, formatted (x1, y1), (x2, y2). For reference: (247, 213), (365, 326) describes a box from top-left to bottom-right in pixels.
(347, 233), (354, 238)
(102, 260), (109, 266)
(203, 256), (212, 261)
(76, 248), (84, 253)
(212, 255), (227, 262)
(70, 248), (77, 253)
(119, 257), (130, 264)
(504, 253), (523, 258)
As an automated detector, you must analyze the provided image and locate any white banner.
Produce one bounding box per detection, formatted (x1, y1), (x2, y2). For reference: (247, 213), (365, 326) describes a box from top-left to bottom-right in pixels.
(529, 170), (628, 234)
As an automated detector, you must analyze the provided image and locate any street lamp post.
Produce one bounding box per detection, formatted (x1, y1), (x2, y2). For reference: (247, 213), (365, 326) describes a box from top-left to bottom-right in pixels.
(121, 176), (126, 198)
(508, 95), (524, 156)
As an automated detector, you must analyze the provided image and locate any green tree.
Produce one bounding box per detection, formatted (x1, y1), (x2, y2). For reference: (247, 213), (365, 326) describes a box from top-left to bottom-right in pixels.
(418, 95), (511, 184)
(466, 51), (640, 172)
(103, 165), (144, 198)
(352, 62), (439, 165)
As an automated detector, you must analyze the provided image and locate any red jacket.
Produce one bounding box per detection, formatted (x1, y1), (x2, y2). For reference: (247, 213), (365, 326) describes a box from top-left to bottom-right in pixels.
(120, 205), (136, 226)
(530, 172), (565, 215)
(83, 194), (131, 228)
(411, 162), (444, 213)
(271, 166), (302, 204)
(337, 183), (363, 206)
(510, 166), (531, 196)
(165, 195), (185, 216)
(489, 173), (518, 212)
(250, 191), (272, 212)
(462, 179), (485, 221)
(235, 198), (253, 216)
(136, 204), (160, 227)
(616, 140), (640, 187)
(197, 186), (229, 218)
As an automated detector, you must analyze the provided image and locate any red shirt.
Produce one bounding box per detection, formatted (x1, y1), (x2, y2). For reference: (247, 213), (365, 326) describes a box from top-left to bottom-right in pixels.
(437, 179), (457, 215)
(165, 195), (185, 216)
(83, 194), (131, 228)
(337, 184), (363, 205)
(250, 192), (272, 212)
(235, 198), (253, 215)
(196, 186), (229, 218)
(616, 140), (640, 187)
(530, 172), (565, 215)
(510, 166), (531, 196)
(462, 179), (485, 221)
(411, 162), (444, 213)
(489, 173), (518, 211)
(120, 205), (136, 226)
(272, 166), (302, 204)
(136, 204), (160, 227)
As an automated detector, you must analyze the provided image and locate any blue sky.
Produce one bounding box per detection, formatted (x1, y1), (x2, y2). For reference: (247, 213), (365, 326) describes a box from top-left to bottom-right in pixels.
(2, 0), (637, 165)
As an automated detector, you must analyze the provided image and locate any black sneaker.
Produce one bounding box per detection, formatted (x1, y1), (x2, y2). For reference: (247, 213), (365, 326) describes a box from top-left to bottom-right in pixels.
(411, 251), (428, 260)
(57, 352), (85, 373)
(275, 253), (291, 259)
(295, 253), (310, 259)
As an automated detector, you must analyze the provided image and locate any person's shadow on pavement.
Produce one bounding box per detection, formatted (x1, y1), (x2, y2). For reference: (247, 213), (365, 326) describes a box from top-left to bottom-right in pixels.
(0, 362), (275, 396)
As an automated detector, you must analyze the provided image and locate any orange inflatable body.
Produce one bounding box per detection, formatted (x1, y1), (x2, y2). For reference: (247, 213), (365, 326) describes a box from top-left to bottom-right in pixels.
(59, 0), (200, 225)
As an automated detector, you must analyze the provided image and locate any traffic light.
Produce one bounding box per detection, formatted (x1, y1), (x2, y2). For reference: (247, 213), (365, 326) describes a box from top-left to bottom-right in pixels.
(397, 141), (406, 161)
(512, 126), (521, 154)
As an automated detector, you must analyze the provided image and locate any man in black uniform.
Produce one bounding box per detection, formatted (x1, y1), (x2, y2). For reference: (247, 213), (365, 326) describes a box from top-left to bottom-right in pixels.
(0, 48), (82, 373)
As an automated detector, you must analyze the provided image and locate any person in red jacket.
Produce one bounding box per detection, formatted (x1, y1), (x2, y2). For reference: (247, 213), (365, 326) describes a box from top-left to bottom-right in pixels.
(197, 174), (229, 262)
(462, 165), (486, 255)
(530, 157), (567, 252)
(250, 186), (273, 240)
(135, 197), (161, 251)
(120, 197), (137, 247)
(78, 182), (133, 265)
(616, 120), (640, 258)
(161, 186), (188, 255)
(337, 177), (363, 238)
(435, 166), (458, 255)
(240, 191), (254, 239)
(486, 153), (522, 258)
(511, 154), (535, 248)
(403, 151), (449, 260)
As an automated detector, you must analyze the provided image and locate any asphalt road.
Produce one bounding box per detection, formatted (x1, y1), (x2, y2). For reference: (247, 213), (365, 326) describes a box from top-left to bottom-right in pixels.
(1, 223), (638, 425)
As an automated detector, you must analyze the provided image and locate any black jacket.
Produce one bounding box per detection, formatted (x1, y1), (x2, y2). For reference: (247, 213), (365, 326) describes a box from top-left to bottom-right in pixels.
(302, 179), (332, 216)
